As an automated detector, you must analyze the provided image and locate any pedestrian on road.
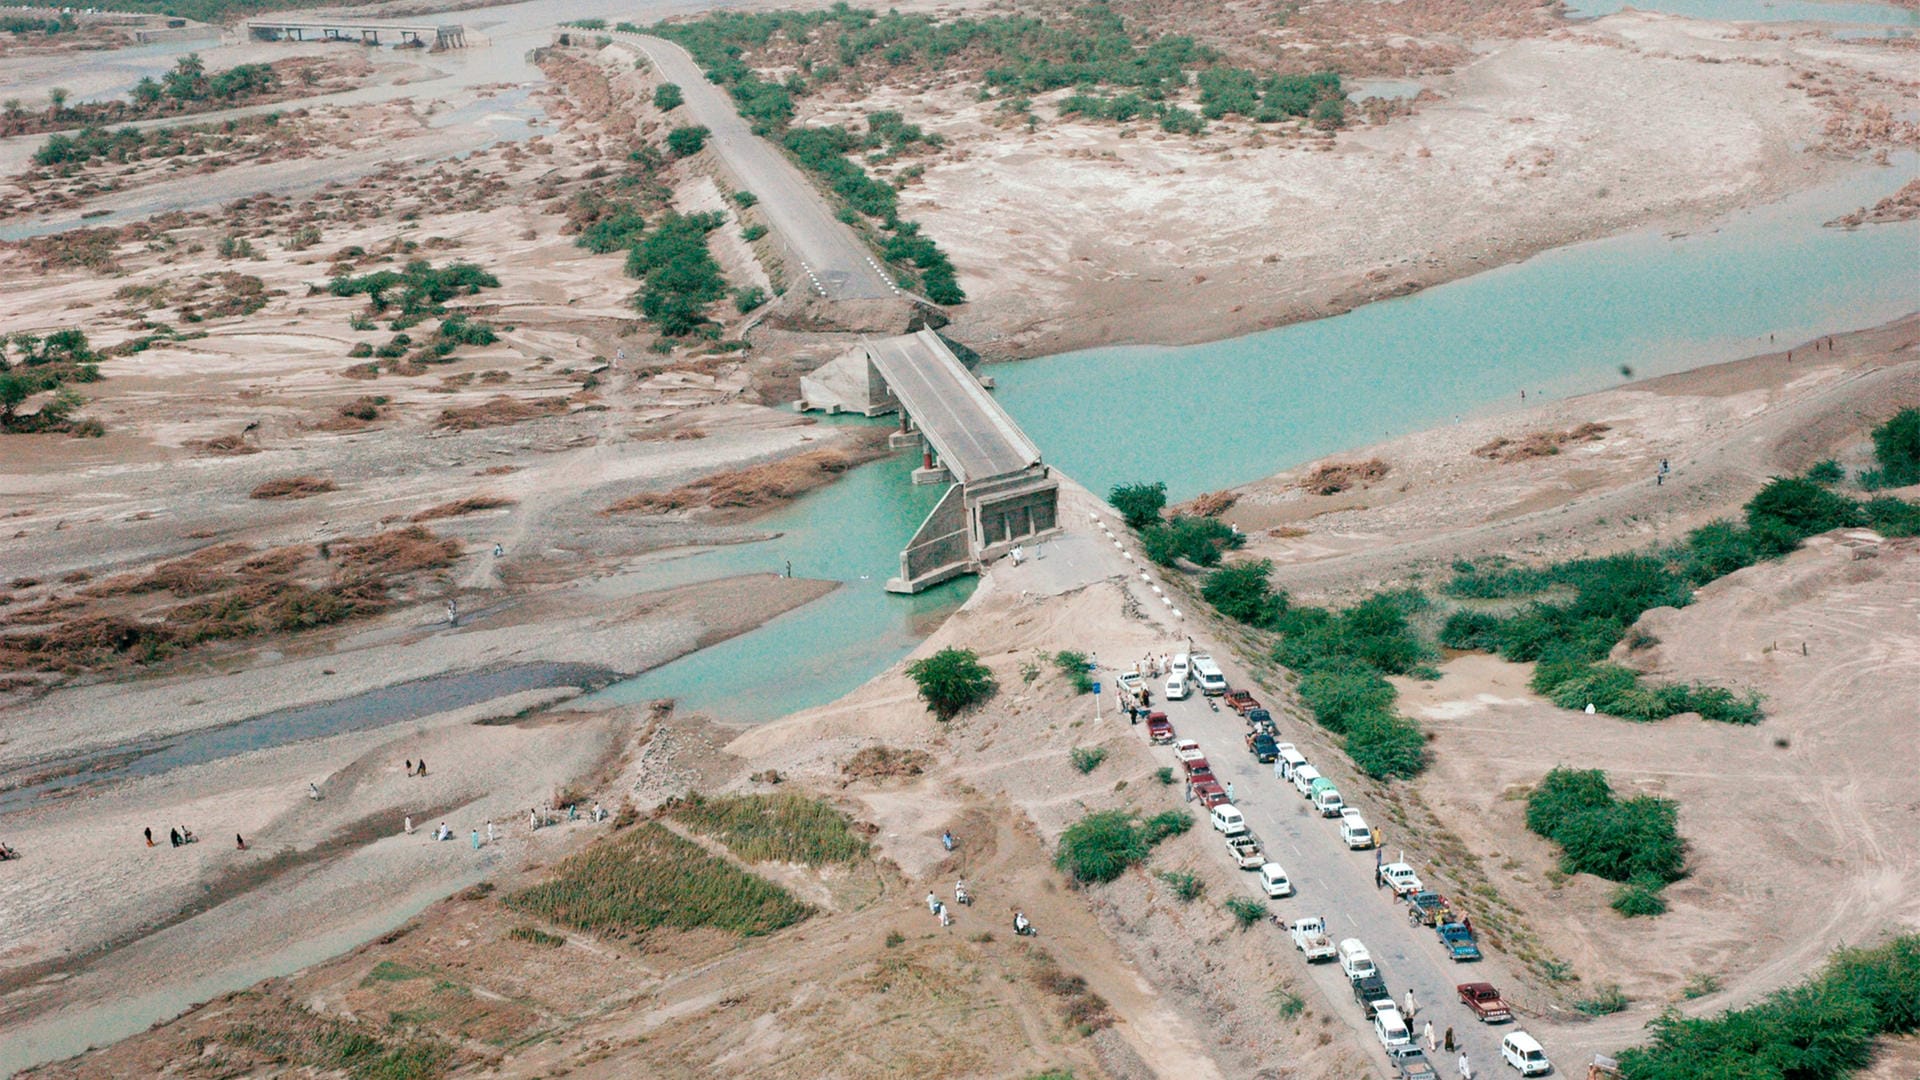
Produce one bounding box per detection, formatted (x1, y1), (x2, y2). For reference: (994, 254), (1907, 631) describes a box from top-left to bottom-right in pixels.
(1457, 1052), (1472, 1080)
(1404, 988), (1417, 1018)
(1226, 781), (1235, 802)
(1185, 781), (1193, 803)
(144, 826), (153, 847)
(1444, 1026), (1455, 1052)
(1424, 1020), (1435, 1050)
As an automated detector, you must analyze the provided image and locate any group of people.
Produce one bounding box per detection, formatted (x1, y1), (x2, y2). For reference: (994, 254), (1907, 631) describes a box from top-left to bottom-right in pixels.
(144, 825), (198, 848)
(403, 758), (428, 778)
(0, 839), (19, 860)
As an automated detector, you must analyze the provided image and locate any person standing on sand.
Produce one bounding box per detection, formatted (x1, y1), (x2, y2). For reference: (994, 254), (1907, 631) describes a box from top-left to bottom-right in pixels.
(404, 816), (413, 835)
(471, 828), (480, 849)
(405, 759), (413, 776)
(144, 827), (153, 847)
(169, 827), (181, 848)
(486, 821), (495, 845)
(416, 757), (426, 777)
(236, 834), (247, 851)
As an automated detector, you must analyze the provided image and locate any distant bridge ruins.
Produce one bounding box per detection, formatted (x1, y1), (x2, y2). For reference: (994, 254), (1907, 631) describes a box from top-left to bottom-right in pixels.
(246, 19), (466, 49)
(799, 330), (1061, 593)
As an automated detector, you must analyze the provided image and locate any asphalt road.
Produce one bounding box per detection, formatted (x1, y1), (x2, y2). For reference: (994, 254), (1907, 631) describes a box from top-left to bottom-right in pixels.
(621, 34), (900, 302)
(1146, 681), (1524, 1079)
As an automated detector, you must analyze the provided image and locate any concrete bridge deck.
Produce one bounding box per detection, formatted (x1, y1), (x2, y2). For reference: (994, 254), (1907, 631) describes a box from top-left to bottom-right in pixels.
(247, 19), (466, 48)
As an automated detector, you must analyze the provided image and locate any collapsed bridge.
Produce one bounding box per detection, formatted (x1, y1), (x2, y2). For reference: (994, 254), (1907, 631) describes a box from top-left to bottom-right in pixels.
(798, 329), (1061, 593)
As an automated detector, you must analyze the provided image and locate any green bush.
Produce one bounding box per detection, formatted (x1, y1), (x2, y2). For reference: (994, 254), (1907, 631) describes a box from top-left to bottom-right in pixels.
(732, 285), (767, 313)
(1107, 481), (1167, 528)
(1202, 560), (1287, 628)
(653, 82), (684, 110)
(1867, 407), (1920, 488)
(1803, 459), (1844, 485)
(1617, 934), (1920, 1079)
(1157, 870), (1203, 901)
(626, 211), (728, 336)
(666, 124), (710, 156)
(1576, 985), (1631, 1015)
(1268, 985), (1306, 1019)
(1141, 515), (1241, 567)
(906, 647), (996, 720)
(733, 190), (758, 207)
(1055, 810), (1151, 884)
(1225, 896), (1265, 928)
(1611, 875), (1669, 918)
(1070, 746), (1108, 774)
(1052, 650), (1095, 694)
(1154, 766), (1174, 785)
(1745, 476), (1860, 552)
(740, 223), (768, 242)
(1140, 809), (1191, 843)
(328, 260), (498, 317)
(1526, 768), (1684, 887)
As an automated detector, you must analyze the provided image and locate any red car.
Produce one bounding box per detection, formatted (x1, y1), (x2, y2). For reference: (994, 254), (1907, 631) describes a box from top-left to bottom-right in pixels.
(1146, 712), (1174, 744)
(1193, 779), (1229, 807)
(1224, 689), (1262, 715)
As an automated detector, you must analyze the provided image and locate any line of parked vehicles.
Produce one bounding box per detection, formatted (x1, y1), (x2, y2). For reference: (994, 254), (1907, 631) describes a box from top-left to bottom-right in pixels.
(1130, 655), (1557, 1078)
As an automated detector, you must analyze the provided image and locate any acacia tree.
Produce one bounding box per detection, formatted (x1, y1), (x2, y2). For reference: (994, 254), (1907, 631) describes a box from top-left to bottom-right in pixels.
(906, 647), (996, 720)
(1107, 480), (1166, 529)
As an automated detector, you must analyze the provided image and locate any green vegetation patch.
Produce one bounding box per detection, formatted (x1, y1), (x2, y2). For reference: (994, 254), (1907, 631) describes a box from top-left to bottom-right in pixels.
(665, 792), (871, 866)
(1055, 808), (1189, 884)
(506, 821), (812, 939)
(906, 646), (997, 720)
(327, 261), (498, 319)
(2, 329), (99, 434)
(1052, 649), (1095, 694)
(1526, 768), (1684, 893)
(1863, 406), (1920, 489)
(1618, 934), (1920, 1079)
(1106, 480), (1168, 529)
(626, 211), (728, 336)
(221, 1002), (457, 1080)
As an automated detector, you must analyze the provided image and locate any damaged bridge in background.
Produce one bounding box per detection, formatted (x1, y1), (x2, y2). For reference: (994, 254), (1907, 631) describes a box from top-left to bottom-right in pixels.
(798, 329), (1061, 593)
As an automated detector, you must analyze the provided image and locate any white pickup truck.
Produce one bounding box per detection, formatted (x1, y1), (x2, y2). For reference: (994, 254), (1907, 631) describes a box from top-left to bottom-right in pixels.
(1290, 917), (1337, 961)
(1173, 739), (1205, 764)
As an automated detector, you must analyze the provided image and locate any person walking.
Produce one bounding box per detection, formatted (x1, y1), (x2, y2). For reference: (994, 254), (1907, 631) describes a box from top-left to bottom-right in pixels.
(236, 834), (247, 851)
(1404, 987), (1417, 1019)
(486, 821), (495, 845)
(1423, 1020), (1435, 1051)
(529, 808), (539, 831)
(1457, 1052), (1472, 1080)
(1463, 914), (1474, 937)
(416, 757), (427, 777)
(404, 816), (413, 835)
(169, 827), (181, 848)
(471, 828), (480, 850)
(1444, 1026), (1455, 1052)
(308, 782), (321, 800)
(926, 891), (939, 915)
(144, 826), (154, 847)
(1226, 781), (1235, 802)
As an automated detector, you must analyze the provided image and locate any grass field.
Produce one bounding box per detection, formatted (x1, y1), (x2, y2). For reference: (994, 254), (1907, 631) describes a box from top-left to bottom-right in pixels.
(507, 822), (813, 939)
(665, 792), (872, 866)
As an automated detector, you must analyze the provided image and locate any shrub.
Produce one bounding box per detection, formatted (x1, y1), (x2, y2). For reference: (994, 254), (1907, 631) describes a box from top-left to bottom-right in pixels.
(1745, 476), (1861, 552)
(347, 342), (373, 358)
(508, 925), (566, 947)
(1107, 481), (1166, 528)
(1268, 986), (1306, 1019)
(1154, 766), (1174, 785)
(1576, 984), (1630, 1015)
(906, 646), (996, 719)
(1611, 876), (1669, 918)
(1070, 746), (1108, 774)
(1867, 407), (1920, 488)
(1056, 808), (1185, 884)
(733, 190), (758, 207)
(1526, 768), (1685, 887)
(666, 124), (710, 156)
(1202, 560), (1287, 628)
(328, 261), (498, 317)
(1141, 515), (1241, 567)
(740, 223), (768, 242)
(1052, 650), (1095, 693)
(732, 285), (767, 312)
(653, 82), (684, 110)
(1804, 459), (1844, 485)
(1140, 809), (1191, 843)
(1225, 897), (1265, 928)
(1157, 870), (1203, 901)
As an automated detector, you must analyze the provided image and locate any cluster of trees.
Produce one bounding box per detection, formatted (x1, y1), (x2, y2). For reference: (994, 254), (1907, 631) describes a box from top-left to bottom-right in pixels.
(1526, 768), (1684, 916)
(1105, 481), (1241, 567)
(1058, 91), (1207, 134)
(1441, 444), (1920, 725)
(1055, 807), (1192, 884)
(327, 261), (499, 327)
(1863, 406), (1920, 489)
(33, 112), (281, 168)
(6, 55), (279, 138)
(1196, 68), (1344, 127)
(783, 123), (965, 302)
(645, 7), (973, 304)
(1, 13), (75, 34)
(1, 330), (98, 433)
(1618, 933), (1920, 1079)
(626, 211), (729, 337)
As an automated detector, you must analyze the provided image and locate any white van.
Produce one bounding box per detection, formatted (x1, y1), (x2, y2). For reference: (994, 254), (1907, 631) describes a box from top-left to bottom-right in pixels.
(1337, 938), (1376, 982)
(1275, 744), (1308, 780)
(1191, 654), (1228, 696)
(1310, 778), (1344, 817)
(1165, 672), (1191, 700)
(1501, 1031), (1552, 1076)
(1258, 861), (1293, 898)
(1373, 1005), (1412, 1050)
(1170, 653), (1191, 679)
(1339, 809), (1375, 849)
(1292, 764), (1322, 797)
(1209, 803), (1247, 837)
